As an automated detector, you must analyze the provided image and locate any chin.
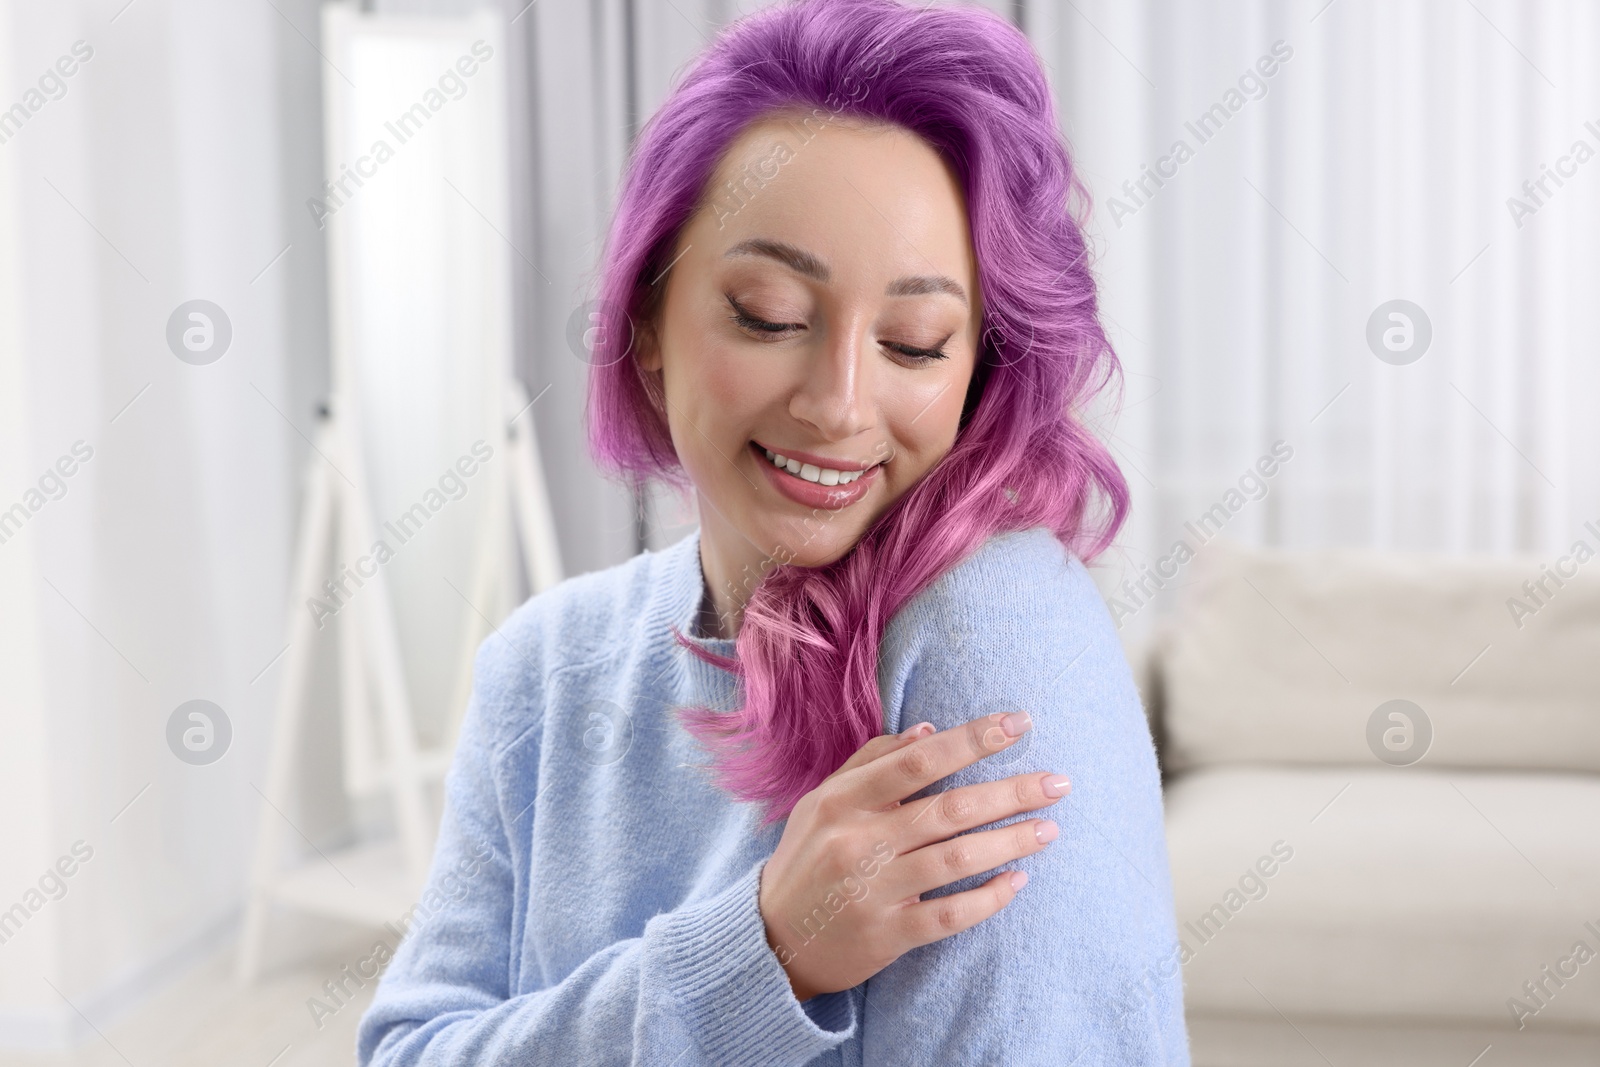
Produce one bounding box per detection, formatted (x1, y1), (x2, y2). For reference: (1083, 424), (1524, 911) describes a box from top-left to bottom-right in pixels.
(754, 516), (867, 570)
(784, 542), (856, 569)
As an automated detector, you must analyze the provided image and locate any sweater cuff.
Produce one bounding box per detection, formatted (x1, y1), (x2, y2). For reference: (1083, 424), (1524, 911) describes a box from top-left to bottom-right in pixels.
(654, 857), (859, 1066)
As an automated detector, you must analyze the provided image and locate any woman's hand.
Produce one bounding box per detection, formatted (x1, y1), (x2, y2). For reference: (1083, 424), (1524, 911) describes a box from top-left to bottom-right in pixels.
(758, 711), (1069, 1002)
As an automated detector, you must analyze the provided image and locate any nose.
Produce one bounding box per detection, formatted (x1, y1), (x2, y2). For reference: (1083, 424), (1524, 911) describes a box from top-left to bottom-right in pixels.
(788, 321), (873, 441)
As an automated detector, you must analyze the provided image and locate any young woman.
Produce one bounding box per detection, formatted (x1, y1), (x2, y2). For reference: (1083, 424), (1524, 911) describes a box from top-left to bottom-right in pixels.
(357, 0), (1188, 1063)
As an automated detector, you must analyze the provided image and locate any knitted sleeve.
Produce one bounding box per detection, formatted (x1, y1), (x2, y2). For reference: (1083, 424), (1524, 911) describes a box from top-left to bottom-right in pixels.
(866, 527), (1191, 1065)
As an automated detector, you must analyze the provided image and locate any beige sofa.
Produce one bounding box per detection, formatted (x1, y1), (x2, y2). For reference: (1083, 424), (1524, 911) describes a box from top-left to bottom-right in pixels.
(1131, 539), (1600, 1067)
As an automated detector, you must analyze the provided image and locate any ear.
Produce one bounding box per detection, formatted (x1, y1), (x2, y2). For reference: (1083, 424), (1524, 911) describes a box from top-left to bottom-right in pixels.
(635, 321), (663, 373)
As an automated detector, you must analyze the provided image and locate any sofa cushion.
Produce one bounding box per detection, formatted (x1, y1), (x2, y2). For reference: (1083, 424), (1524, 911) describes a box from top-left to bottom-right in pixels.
(1162, 765), (1600, 1029)
(1158, 538), (1600, 774)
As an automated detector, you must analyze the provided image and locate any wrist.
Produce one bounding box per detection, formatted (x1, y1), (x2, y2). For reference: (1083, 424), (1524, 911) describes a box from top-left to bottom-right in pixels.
(763, 921), (814, 1002)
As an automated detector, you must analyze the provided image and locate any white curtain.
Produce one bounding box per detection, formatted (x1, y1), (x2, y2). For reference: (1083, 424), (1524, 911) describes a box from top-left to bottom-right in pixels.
(0, 0), (331, 1048)
(1027, 0), (1600, 637)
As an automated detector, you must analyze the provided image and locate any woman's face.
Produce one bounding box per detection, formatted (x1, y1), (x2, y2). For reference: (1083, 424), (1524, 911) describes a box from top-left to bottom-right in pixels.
(639, 113), (983, 609)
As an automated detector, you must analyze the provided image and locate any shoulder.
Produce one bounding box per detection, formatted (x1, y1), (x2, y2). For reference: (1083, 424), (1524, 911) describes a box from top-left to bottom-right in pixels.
(879, 526), (1138, 740)
(466, 540), (682, 745)
(899, 525), (1099, 629)
(884, 526), (1117, 680)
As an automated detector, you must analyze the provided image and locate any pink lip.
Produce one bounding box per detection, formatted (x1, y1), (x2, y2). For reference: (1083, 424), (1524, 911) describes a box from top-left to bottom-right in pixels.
(749, 441), (883, 510)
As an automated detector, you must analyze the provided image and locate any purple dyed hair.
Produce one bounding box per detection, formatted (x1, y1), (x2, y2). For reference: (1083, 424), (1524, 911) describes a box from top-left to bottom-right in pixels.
(585, 0), (1129, 826)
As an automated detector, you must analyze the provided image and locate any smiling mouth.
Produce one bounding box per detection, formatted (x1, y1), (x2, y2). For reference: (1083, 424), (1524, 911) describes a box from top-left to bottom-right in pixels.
(755, 444), (880, 486)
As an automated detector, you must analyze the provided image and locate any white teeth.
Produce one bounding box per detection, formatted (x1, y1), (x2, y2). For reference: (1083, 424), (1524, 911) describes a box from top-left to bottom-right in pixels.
(761, 446), (872, 486)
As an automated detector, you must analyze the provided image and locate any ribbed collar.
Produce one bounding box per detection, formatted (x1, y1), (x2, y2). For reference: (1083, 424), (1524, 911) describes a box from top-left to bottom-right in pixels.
(647, 527), (742, 710)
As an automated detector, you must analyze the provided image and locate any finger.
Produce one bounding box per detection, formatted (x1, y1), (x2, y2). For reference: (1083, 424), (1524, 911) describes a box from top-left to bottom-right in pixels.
(823, 723), (931, 785)
(889, 869), (1027, 951)
(838, 711), (1033, 812)
(892, 770), (1070, 852)
(878, 817), (1057, 903)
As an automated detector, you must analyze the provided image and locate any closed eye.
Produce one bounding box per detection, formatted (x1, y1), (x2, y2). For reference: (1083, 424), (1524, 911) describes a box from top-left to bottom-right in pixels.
(726, 295), (950, 363)
(888, 340), (950, 363)
(729, 306), (798, 335)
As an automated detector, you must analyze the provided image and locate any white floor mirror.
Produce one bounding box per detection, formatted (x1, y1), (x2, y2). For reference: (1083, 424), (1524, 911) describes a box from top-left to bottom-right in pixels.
(238, 3), (562, 981)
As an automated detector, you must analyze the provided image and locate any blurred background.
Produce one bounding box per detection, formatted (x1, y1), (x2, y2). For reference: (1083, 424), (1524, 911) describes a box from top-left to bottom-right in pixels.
(0, 1), (1596, 1065)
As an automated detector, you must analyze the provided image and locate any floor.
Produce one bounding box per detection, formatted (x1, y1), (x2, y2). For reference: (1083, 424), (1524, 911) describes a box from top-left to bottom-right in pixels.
(1189, 1012), (1600, 1067)
(0, 931), (379, 1067)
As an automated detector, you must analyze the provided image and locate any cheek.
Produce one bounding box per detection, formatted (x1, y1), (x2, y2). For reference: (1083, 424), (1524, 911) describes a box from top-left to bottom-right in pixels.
(891, 371), (968, 461)
(662, 333), (775, 483)
(698, 341), (759, 412)
(671, 327), (790, 433)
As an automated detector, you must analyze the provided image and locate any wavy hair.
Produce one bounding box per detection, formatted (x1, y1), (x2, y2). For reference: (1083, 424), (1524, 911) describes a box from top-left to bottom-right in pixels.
(585, 0), (1129, 826)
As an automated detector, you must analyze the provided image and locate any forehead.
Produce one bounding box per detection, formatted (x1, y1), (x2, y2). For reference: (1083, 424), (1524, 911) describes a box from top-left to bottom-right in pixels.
(691, 113), (979, 299)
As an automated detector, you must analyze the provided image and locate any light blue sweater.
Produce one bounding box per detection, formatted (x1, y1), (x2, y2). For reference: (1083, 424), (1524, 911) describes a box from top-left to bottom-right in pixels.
(355, 526), (1190, 1065)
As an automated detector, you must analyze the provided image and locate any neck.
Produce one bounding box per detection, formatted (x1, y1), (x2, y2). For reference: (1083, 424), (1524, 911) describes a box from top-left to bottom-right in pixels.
(694, 498), (776, 640)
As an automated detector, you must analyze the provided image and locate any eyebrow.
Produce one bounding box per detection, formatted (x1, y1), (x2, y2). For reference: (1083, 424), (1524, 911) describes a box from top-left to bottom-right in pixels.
(723, 237), (969, 308)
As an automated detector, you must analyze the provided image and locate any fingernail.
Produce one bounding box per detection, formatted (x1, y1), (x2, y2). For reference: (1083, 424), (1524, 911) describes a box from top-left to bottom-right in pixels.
(1009, 870), (1028, 891)
(1041, 774), (1071, 798)
(1000, 711), (1031, 737)
(1034, 819), (1058, 844)
(900, 721), (933, 739)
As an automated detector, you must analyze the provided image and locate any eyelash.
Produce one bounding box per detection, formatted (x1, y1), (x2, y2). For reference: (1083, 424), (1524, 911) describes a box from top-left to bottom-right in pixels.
(727, 299), (950, 363)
